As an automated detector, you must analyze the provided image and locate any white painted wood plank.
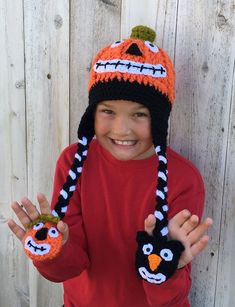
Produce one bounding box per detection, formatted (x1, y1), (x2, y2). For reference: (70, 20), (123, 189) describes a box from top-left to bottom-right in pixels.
(0, 0), (234, 306)
(24, 0), (69, 305)
(0, 0), (28, 306)
(169, 1), (235, 306)
(215, 31), (235, 307)
(70, 0), (122, 143)
(121, 0), (158, 37)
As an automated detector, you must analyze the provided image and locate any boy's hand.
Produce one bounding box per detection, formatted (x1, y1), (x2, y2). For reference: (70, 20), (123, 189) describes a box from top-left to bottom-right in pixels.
(7, 193), (69, 246)
(144, 210), (213, 269)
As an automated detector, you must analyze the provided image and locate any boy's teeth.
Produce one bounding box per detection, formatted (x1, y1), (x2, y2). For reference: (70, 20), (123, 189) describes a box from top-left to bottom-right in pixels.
(113, 140), (136, 145)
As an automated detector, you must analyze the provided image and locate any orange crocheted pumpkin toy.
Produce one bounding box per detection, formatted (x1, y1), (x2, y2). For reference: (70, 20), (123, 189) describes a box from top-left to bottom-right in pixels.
(23, 215), (62, 261)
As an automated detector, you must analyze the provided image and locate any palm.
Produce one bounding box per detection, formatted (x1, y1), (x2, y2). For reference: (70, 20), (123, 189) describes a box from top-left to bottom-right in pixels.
(145, 210), (213, 269)
(8, 193), (69, 245)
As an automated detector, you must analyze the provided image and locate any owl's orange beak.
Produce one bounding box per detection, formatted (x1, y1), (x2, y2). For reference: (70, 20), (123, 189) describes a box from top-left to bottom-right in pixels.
(148, 254), (162, 271)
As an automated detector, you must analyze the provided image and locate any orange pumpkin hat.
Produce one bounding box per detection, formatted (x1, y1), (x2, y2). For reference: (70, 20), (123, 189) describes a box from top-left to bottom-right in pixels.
(89, 28), (175, 104)
(52, 26), (184, 284)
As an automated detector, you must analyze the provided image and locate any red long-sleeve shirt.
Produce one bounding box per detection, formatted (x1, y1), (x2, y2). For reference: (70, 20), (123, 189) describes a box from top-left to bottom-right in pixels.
(34, 139), (205, 307)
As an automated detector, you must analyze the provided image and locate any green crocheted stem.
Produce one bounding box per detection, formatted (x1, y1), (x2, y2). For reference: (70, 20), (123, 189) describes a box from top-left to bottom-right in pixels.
(26, 214), (60, 229)
(130, 25), (156, 42)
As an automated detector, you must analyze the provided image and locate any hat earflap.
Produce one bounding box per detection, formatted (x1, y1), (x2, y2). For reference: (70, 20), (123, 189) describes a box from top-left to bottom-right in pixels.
(52, 136), (91, 219)
(53, 105), (96, 218)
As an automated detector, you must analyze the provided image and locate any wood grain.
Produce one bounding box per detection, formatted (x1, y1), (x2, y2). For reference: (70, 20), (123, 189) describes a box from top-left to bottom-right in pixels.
(70, 0), (122, 143)
(0, 0), (28, 306)
(24, 0), (69, 306)
(1, 0), (235, 306)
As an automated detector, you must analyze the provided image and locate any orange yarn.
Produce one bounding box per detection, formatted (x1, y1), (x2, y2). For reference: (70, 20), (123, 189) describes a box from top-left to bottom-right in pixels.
(148, 254), (162, 271)
(89, 38), (175, 104)
(23, 221), (62, 262)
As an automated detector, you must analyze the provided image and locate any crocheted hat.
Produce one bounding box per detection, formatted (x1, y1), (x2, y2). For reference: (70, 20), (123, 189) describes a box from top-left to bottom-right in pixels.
(52, 25), (184, 283)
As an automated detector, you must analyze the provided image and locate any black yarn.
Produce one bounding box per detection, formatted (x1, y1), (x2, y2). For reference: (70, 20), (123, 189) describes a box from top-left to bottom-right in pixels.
(89, 78), (171, 112)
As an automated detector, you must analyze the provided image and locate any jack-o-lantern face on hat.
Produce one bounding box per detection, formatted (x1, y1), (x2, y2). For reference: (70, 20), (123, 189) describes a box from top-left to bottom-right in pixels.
(89, 38), (175, 104)
(23, 215), (62, 261)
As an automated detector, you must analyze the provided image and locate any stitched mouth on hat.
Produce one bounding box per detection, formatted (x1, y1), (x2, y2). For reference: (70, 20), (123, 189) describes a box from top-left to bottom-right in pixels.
(94, 59), (167, 78)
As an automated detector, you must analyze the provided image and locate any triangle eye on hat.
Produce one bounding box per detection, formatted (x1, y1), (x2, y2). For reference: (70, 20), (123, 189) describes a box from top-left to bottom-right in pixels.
(53, 25), (184, 283)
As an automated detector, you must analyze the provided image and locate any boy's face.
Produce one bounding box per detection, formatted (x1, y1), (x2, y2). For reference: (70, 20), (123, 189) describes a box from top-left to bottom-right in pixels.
(94, 100), (154, 161)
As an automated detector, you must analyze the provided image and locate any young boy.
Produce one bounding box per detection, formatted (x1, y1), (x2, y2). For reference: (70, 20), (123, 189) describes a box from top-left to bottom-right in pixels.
(8, 26), (212, 307)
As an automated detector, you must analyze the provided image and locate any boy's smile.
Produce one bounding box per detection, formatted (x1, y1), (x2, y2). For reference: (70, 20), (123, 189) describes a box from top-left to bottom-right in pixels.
(94, 100), (155, 161)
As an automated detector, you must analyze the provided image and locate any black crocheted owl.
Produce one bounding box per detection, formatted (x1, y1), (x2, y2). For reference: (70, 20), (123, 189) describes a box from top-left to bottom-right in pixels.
(136, 231), (184, 284)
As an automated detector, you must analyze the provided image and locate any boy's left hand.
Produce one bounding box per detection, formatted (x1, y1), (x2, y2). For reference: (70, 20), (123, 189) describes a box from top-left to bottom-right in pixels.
(144, 210), (213, 269)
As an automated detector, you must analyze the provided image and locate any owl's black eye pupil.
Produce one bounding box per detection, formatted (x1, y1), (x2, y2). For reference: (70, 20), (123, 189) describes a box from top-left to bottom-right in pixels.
(52, 230), (56, 233)
(36, 224), (40, 227)
(146, 248), (151, 252)
(150, 43), (154, 47)
(164, 253), (168, 257)
(116, 41), (120, 44)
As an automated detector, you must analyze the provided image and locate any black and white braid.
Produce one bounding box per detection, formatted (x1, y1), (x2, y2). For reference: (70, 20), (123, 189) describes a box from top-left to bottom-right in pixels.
(153, 145), (169, 240)
(52, 105), (95, 219)
(52, 137), (90, 218)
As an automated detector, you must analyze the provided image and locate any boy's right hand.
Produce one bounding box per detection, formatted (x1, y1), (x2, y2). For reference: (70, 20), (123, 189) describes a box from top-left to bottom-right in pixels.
(7, 193), (69, 246)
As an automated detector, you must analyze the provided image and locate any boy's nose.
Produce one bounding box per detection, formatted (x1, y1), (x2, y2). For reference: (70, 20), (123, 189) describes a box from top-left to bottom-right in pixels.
(112, 117), (131, 136)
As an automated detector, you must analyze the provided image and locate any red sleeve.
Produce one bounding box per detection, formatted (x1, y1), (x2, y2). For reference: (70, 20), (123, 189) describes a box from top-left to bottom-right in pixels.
(143, 173), (205, 306)
(33, 146), (90, 282)
(143, 264), (191, 307)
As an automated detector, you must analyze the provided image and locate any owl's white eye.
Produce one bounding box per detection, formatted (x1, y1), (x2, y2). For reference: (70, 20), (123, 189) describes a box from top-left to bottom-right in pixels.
(33, 222), (44, 230)
(142, 243), (153, 255)
(48, 227), (59, 238)
(111, 40), (124, 48)
(145, 41), (159, 53)
(160, 248), (173, 261)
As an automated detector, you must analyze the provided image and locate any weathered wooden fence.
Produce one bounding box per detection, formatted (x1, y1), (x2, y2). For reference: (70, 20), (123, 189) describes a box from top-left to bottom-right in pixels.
(1, 0), (235, 306)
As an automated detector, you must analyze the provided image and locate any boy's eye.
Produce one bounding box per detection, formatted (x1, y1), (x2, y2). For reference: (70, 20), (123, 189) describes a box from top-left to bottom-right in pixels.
(101, 109), (114, 115)
(134, 112), (149, 118)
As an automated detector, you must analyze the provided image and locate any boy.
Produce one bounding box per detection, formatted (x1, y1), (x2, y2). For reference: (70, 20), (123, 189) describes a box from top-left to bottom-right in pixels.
(8, 26), (212, 306)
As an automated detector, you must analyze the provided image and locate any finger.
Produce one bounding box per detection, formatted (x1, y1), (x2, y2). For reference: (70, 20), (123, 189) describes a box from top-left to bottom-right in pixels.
(20, 197), (40, 221)
(7, 219), (26, 241)
(11, 201), (32, 228)
(190, 235), (210, 257)
(188, 218), (213, 244)
(36, 193), (51, 215)
(144, 214), (156, 236)
(169, 210), (191, 227)
(181, 214), (199, 235)
(57, 221), (69, 245)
